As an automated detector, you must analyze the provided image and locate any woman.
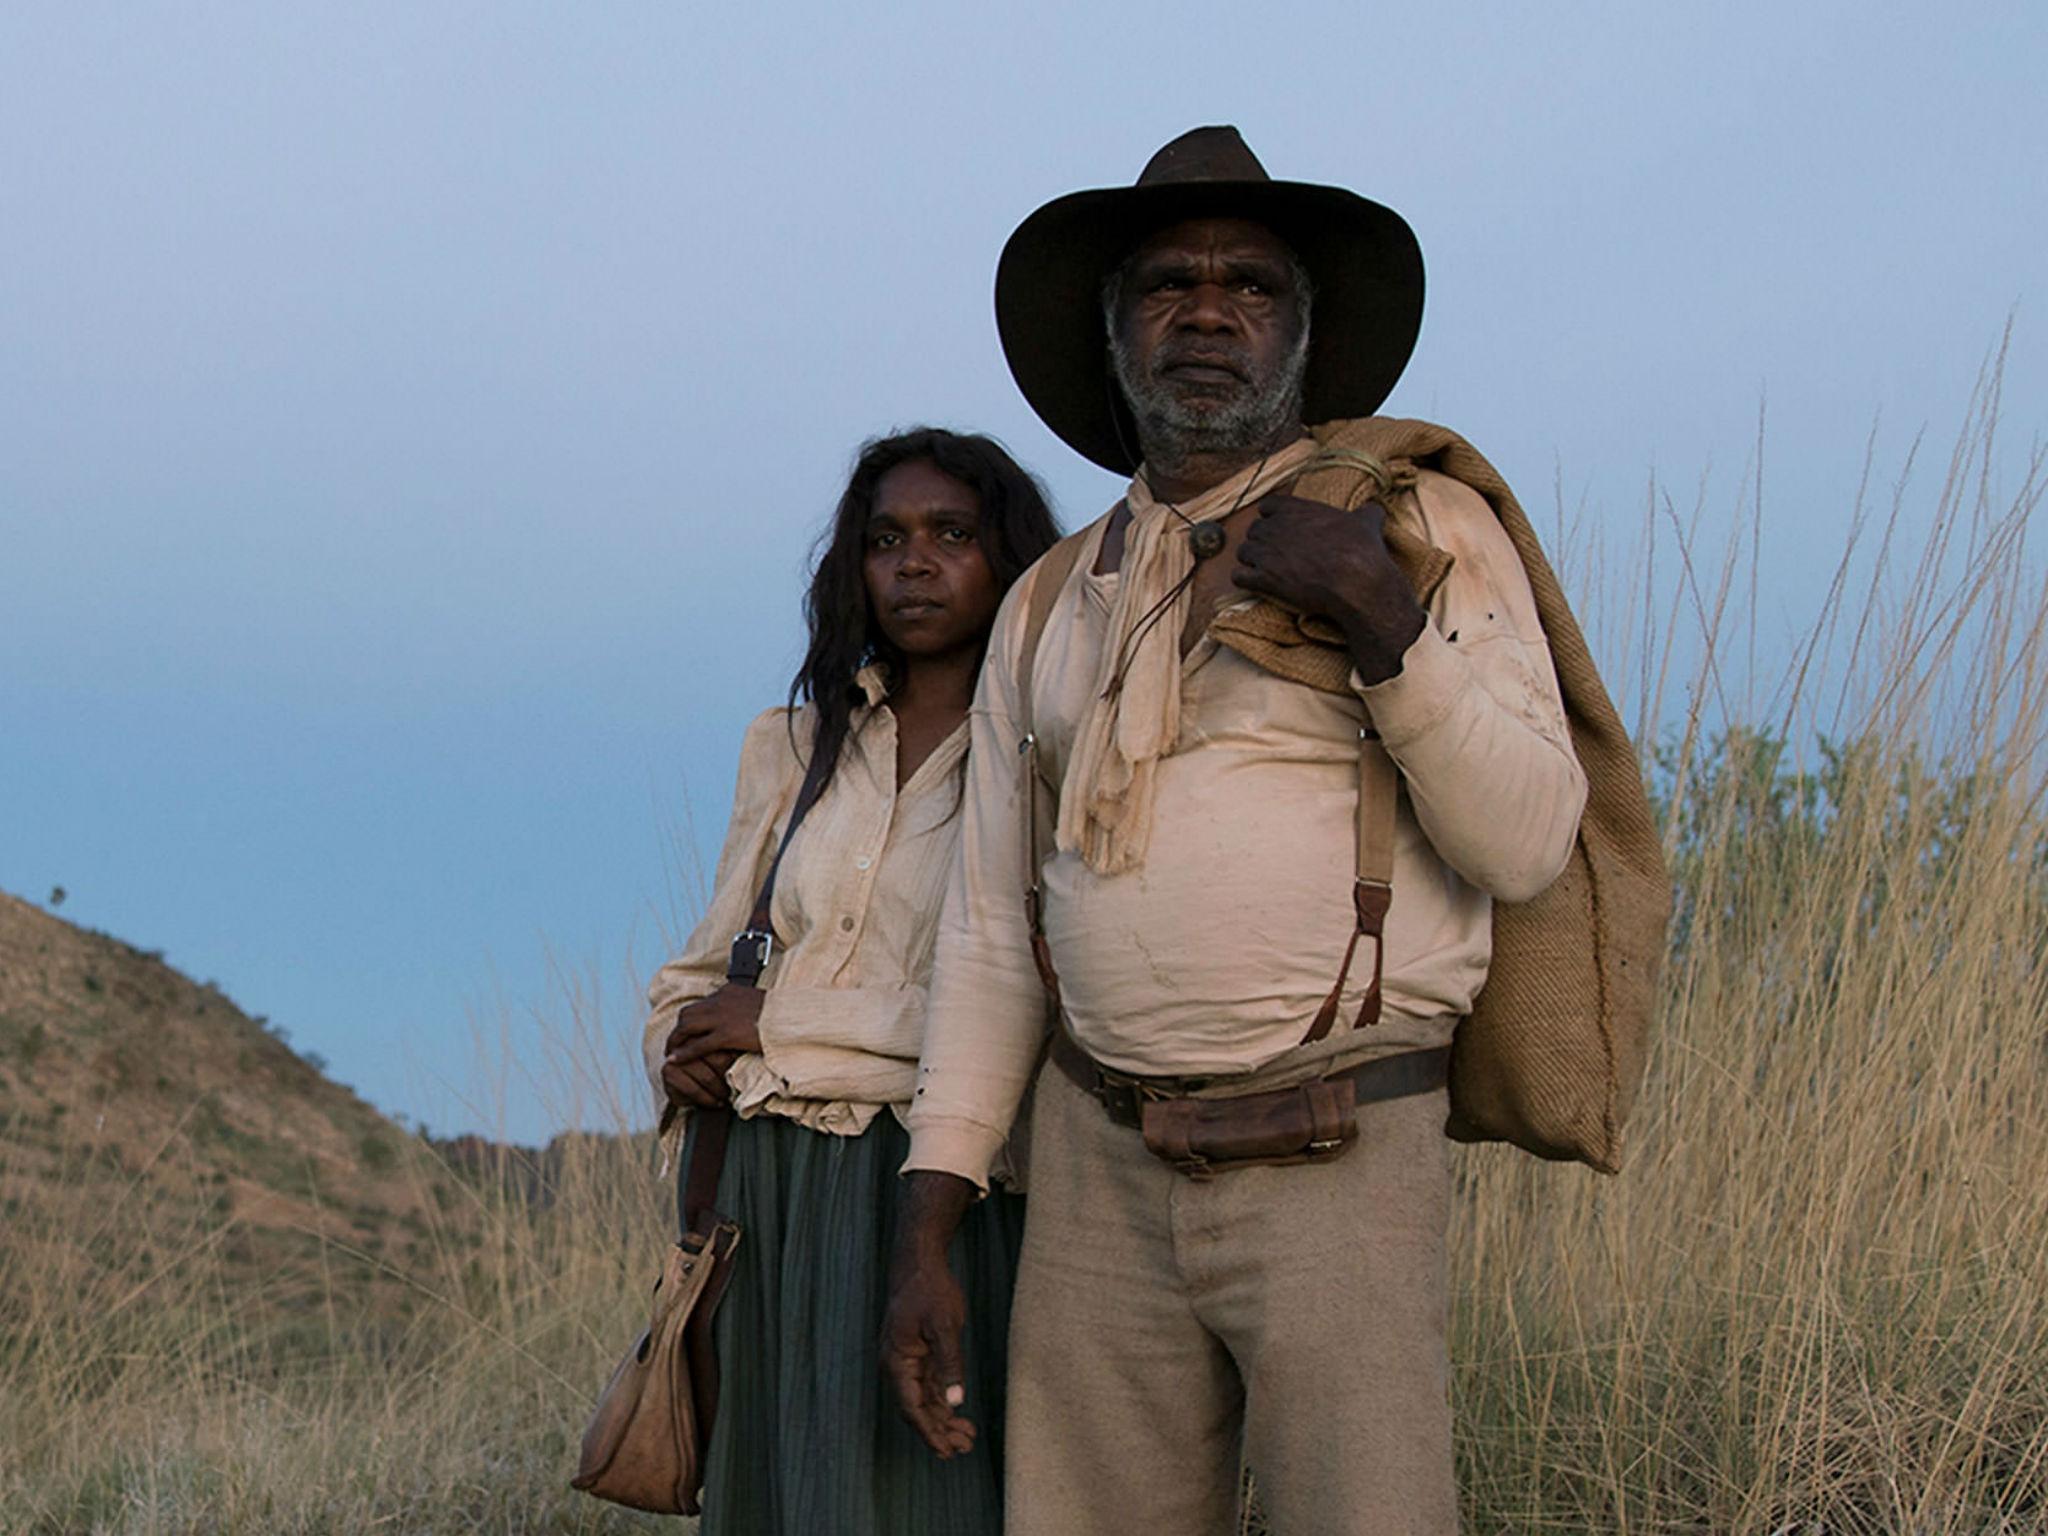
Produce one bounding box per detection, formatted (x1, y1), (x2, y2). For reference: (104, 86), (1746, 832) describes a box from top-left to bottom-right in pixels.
(642, 427), (1059, 1535)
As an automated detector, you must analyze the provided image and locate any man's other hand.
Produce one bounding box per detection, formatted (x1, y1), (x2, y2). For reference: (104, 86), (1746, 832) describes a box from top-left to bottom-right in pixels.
(882, 1170), (981, 1458)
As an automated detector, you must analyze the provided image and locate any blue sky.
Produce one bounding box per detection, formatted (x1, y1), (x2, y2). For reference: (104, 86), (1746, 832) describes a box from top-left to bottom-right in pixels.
(3, 1), (2041, 1142)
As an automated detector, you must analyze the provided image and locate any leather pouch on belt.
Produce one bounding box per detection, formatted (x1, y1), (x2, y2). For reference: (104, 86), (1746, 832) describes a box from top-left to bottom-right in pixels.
(1139, 1077), (1359, 1178)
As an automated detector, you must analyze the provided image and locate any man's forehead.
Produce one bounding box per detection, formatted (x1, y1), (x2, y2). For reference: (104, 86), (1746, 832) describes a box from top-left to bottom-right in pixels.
(1124, 216), (1299, 268)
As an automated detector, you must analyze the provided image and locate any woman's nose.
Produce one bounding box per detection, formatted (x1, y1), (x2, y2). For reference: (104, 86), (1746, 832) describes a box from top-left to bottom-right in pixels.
(896, 537), (939, 575)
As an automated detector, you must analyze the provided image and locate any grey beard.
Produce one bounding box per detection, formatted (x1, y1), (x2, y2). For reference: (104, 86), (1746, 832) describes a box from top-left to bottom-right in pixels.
(1109, 322), (1310, 473)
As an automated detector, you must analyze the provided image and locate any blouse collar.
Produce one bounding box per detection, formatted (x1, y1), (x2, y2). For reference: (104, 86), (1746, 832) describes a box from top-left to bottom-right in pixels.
(854, 662), (891, 708)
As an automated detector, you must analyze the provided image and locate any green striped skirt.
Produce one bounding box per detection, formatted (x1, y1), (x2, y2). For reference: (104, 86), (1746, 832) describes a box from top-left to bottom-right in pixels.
(683, 1108), (1024, 1536)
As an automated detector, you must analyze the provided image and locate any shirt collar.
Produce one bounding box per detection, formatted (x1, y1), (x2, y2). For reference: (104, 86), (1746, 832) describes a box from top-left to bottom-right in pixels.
(854, 662), (890, 708)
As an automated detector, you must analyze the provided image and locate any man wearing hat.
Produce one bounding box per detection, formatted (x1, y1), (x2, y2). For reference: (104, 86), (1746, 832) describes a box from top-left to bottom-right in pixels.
(882, 127), (1590, 1533)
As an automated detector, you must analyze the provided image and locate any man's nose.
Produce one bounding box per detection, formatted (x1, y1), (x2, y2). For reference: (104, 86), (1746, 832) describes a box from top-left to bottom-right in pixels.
(1174, 280), (1238, 332)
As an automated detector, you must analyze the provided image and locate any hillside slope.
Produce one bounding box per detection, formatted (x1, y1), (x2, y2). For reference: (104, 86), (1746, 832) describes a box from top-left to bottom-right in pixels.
(0, 889), (464, 1336)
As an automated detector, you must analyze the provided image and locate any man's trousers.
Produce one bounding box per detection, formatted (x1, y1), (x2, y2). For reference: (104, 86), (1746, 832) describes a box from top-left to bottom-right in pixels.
(1004, 1058), (1457, 1536)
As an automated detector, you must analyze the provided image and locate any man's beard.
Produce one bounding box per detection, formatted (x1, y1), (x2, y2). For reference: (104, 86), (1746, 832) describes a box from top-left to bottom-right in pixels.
(1109, 321), (1310, 471)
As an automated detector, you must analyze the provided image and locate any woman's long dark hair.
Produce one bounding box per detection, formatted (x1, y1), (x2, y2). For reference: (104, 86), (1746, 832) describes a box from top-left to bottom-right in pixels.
(790, 427), (1060, 793)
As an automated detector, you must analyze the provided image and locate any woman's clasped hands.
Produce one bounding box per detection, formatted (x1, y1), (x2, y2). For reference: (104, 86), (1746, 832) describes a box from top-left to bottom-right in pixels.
(660, 985), (766, 1107)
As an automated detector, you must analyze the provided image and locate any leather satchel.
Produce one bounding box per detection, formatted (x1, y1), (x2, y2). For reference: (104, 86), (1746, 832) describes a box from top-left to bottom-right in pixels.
(571, 740), (835, 1514)
(571, 1216), (740, 1513)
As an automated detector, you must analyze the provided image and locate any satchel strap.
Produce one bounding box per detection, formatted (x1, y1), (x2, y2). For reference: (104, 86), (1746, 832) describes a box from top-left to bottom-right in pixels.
(725, 726), (837, 986)
(679, 722), (838, 1238)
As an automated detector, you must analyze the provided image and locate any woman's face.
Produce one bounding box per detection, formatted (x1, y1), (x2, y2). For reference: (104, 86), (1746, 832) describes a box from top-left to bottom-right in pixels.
(863, 459), (1002, 663)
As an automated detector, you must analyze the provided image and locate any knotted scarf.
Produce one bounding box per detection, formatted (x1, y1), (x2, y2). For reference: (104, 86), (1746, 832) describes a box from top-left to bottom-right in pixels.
(1055, 437), (1318, 874)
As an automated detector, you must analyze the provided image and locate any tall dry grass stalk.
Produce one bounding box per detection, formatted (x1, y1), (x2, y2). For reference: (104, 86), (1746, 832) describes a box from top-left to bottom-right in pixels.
(4, 357), (2043, 1533)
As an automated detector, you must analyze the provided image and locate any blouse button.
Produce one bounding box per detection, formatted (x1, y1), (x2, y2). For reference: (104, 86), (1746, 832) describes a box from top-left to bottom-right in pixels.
(839, 916), (856, 933)
(855, 856), (872, 871)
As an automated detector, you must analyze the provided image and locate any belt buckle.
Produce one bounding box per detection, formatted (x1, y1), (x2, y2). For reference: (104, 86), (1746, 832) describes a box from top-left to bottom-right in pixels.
(1087, 1067), (1147, 1128)
(1091, 1065), (1209, 1129)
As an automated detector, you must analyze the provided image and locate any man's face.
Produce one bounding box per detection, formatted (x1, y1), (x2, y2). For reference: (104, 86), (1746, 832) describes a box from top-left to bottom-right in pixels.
(1106, 217), (1311, 466)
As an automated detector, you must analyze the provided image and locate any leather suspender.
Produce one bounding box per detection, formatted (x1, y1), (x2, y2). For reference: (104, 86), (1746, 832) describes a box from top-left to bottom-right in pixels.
(1302, 729), (1397, 1042)
(677, 734), (837, 1238)
(1013, 519), (1401, 1045)
(1016, 527), (1095, 1010)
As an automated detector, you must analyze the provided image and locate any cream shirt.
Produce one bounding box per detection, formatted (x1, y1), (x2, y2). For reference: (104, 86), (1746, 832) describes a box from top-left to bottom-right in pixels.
(905, 468), (1589, 1187)
(642, 668), (968, 1139)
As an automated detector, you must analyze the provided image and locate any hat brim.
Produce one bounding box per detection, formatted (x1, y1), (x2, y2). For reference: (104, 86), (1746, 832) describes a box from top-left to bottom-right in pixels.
(995, 179), (1425, 475)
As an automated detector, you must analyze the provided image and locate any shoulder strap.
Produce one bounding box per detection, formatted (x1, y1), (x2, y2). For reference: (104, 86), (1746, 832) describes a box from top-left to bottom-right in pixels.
(679, 719), (837, 1237)
(1015, 527), (1095, 977)
(1016, 523), (1099, 753)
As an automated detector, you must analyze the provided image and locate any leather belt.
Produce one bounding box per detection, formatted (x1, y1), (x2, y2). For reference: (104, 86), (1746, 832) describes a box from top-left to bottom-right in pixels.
(1049, 1029), (1450, 1131)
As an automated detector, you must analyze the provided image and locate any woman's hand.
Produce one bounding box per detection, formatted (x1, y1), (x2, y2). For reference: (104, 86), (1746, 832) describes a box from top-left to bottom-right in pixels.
(659, 986), (767, 1107)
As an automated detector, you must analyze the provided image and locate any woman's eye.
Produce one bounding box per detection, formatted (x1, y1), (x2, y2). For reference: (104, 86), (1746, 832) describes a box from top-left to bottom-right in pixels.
(941, 526), (974, 544)
(870, 532), (900, 550)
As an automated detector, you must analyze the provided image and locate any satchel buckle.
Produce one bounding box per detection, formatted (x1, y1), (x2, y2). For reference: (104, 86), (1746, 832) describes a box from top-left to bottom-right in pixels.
(727, 928), (774, 984)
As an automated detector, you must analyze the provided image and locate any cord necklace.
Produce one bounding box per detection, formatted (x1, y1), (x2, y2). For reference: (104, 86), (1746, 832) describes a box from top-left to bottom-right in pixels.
(1100, 450), (1272, 703)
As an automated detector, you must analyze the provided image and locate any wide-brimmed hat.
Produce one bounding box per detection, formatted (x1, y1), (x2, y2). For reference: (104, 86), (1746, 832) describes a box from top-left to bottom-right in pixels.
(994, 125), (1425, 475)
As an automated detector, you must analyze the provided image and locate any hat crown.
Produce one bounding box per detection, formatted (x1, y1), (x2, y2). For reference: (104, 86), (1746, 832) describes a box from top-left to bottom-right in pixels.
(1135, 125), (1271, 189)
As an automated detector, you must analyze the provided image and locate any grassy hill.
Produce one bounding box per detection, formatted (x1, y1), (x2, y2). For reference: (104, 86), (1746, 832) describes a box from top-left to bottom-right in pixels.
(0, 888), (465, 1345)
(0, 888), (672, 1534)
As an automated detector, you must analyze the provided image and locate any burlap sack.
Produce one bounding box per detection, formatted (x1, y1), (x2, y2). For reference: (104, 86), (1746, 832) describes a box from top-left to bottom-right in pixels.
(1210, 418), (1671, 1173)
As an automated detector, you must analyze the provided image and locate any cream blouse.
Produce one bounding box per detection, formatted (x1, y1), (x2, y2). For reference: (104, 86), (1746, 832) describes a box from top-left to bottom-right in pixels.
(643, 666), (969, 1140)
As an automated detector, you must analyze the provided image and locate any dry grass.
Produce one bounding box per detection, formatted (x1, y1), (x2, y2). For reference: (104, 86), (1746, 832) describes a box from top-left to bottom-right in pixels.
(5, 360), (2044, 1533)
(0, 1089), (677, 1534)
(1451, 348), (2048, 1534)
